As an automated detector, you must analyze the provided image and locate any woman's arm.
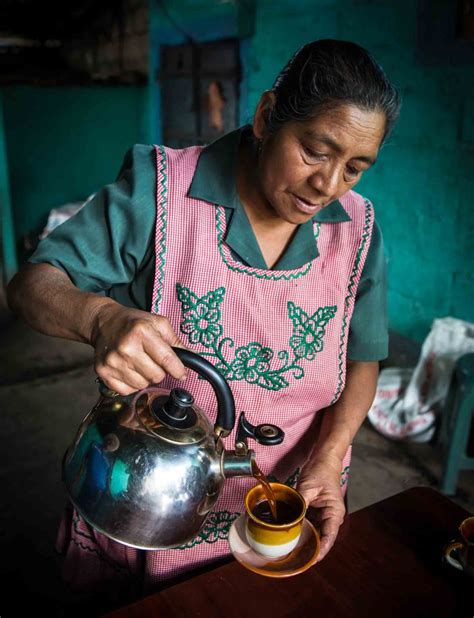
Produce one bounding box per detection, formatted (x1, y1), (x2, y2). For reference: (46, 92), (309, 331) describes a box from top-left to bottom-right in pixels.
(310, 360), (378, 463)
(7, 263), (187, 393)
(297, 360), (379, 560)
(8, 263), (115, 344)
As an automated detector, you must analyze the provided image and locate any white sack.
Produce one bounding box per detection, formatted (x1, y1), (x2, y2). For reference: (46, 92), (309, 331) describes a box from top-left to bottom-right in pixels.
(368, 317), (474, 442)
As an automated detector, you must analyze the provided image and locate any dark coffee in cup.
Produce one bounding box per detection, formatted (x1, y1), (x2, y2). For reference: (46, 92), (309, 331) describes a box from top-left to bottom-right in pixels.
(252, 499), (302, 525)
(245, 483), (307, 558)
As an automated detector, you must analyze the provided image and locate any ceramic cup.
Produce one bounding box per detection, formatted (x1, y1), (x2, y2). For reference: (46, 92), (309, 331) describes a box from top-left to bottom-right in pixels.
(244, 482), (307, 559)
(444, 515), (474, 577)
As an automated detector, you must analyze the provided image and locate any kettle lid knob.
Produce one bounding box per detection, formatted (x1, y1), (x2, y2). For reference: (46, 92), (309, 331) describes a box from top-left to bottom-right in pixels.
(152, 388), (197, 429)
(168, 388), (194, 410)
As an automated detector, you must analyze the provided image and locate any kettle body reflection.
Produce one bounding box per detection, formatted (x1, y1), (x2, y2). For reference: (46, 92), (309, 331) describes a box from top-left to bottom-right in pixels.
(63, 348), (284, 550)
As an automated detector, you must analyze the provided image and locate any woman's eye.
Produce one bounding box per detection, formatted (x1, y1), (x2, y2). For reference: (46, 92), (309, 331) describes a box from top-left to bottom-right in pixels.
(302, 147), (326, 160)
(345, 166), (362, 180)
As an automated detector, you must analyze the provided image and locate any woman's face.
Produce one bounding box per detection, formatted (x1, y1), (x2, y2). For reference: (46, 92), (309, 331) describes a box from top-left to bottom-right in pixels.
(253, 101), (386, 225)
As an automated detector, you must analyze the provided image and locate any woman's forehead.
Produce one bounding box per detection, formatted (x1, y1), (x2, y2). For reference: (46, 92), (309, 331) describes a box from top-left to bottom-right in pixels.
(291, 105), (386, 155)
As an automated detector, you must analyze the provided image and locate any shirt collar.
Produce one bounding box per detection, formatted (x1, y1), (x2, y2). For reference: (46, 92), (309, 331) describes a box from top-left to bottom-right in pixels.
(188, 128), (241, 209)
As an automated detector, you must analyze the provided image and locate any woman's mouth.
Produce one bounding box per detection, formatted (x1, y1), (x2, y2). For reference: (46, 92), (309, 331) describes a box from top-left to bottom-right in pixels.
(291, 194), (324, 215)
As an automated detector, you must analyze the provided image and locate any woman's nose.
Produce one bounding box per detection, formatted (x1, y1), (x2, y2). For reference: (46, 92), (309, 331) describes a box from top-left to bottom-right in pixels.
(308, 165), (340, 198)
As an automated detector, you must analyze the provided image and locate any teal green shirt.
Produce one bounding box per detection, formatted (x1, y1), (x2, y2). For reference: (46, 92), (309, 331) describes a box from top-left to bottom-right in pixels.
(30, 127), (388, 360)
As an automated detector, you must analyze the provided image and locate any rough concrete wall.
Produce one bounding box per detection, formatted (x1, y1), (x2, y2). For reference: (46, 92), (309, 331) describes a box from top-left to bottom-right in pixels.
(248, 0), (474, 342)
(62, 0), (149, 81)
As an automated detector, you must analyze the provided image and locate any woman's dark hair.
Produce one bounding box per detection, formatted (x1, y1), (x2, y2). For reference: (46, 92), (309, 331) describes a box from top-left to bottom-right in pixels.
(267, 39), (401, 142)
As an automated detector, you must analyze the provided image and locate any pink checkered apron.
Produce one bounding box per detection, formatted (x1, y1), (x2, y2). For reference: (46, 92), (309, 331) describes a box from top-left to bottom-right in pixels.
(57, 144), (374, 595)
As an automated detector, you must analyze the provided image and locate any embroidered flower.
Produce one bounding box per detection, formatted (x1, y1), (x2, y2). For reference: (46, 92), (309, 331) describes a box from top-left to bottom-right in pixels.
(181, 301), (223, 347)
(177, 510), (240, 548)
(230, 342), (273, 383)
(206, 511), (237, 541)
(288, 302), (337, 360)
(289, 319), (323, 360)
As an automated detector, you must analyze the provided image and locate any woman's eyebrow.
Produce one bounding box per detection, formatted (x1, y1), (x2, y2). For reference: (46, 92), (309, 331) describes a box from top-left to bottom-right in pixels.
(303, 130), (341, 151)
(352, 154), (377, 166)
(302, 131), (377, 166)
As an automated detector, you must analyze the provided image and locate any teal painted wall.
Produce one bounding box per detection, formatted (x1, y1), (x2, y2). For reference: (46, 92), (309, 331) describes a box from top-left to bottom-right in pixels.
(0, 92), (18, 281)
(248, 0), (474, 342)
(3, 1), (471, 342)
(2, 85), (147, 240)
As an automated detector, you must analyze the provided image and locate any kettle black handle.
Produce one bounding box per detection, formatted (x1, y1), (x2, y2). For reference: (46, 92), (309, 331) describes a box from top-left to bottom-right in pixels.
(173, 347), (235, 435)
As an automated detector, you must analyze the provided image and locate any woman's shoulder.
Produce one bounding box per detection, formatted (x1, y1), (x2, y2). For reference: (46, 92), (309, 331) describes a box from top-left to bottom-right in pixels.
(111, 144), (156, 189)
(121, 143), (156, 168)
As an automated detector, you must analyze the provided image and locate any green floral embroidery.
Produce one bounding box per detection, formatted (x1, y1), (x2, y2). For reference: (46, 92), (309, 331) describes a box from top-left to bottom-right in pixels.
(230, 343), (273, 383)
(289, 302), (337, 360)
(340, 465), (350, 487)
(180, 295), (224, 347)
(177, 510), (240, 549)
(176, 284), (336, 391)
(285, 468), (301, 488)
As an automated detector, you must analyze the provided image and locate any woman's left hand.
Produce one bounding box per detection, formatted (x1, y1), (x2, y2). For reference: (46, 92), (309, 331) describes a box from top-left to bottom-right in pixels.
(296, 454), (346, 561)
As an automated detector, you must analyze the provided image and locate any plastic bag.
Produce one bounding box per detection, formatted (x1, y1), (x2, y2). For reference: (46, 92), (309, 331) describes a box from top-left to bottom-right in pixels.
(368, 317), (474, 442)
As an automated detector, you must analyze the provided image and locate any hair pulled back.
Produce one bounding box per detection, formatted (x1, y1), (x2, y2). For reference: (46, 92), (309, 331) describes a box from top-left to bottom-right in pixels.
(267, 39), (401, 142)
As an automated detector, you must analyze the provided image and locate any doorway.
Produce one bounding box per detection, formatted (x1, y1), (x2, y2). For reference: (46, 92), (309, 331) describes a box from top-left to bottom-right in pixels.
(160, 39), (240, 148)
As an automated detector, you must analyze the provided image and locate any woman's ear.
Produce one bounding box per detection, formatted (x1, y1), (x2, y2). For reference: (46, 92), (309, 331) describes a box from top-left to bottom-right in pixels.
(252, 90), (276, 140)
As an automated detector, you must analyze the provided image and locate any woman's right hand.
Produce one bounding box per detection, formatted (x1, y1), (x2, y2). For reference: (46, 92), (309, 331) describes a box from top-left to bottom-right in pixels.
(90, 301), (187, 395)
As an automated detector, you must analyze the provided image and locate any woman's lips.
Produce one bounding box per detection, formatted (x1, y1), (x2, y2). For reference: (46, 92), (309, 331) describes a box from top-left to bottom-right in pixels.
(291, 194), (324, 215)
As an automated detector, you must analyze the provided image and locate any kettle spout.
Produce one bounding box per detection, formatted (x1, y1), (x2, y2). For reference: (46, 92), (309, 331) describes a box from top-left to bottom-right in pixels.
(222, 449), (256, 478)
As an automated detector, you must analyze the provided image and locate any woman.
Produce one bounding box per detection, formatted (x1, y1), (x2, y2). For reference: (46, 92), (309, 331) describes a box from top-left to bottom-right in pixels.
(8, 39), (400, 597)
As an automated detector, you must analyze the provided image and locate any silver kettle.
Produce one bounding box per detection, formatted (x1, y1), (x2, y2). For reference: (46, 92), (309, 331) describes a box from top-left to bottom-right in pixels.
(63, 347), (284, 550)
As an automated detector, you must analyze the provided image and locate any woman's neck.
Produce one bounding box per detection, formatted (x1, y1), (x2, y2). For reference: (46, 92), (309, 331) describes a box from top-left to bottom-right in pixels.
(236, 139), (298, 268)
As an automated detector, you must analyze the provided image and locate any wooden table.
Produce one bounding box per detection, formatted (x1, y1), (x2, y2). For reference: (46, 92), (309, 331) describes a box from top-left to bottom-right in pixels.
(104, 487), (472, 618)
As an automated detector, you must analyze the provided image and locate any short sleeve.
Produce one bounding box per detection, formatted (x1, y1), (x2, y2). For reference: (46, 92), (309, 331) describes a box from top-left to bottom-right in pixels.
(347, 220), (388, 361)
(29, 144), (157, 294)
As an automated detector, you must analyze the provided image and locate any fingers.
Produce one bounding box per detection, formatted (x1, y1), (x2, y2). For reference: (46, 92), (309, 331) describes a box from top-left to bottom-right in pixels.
(101, 375), (142, 397)
(143, 331), (187, 382)
(311, 496), (345, 561)
(94, 312), (188, 394)
(95, 358), (151, 395)
(298, 479), (345, 562)
(317, 512), (344, 561)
